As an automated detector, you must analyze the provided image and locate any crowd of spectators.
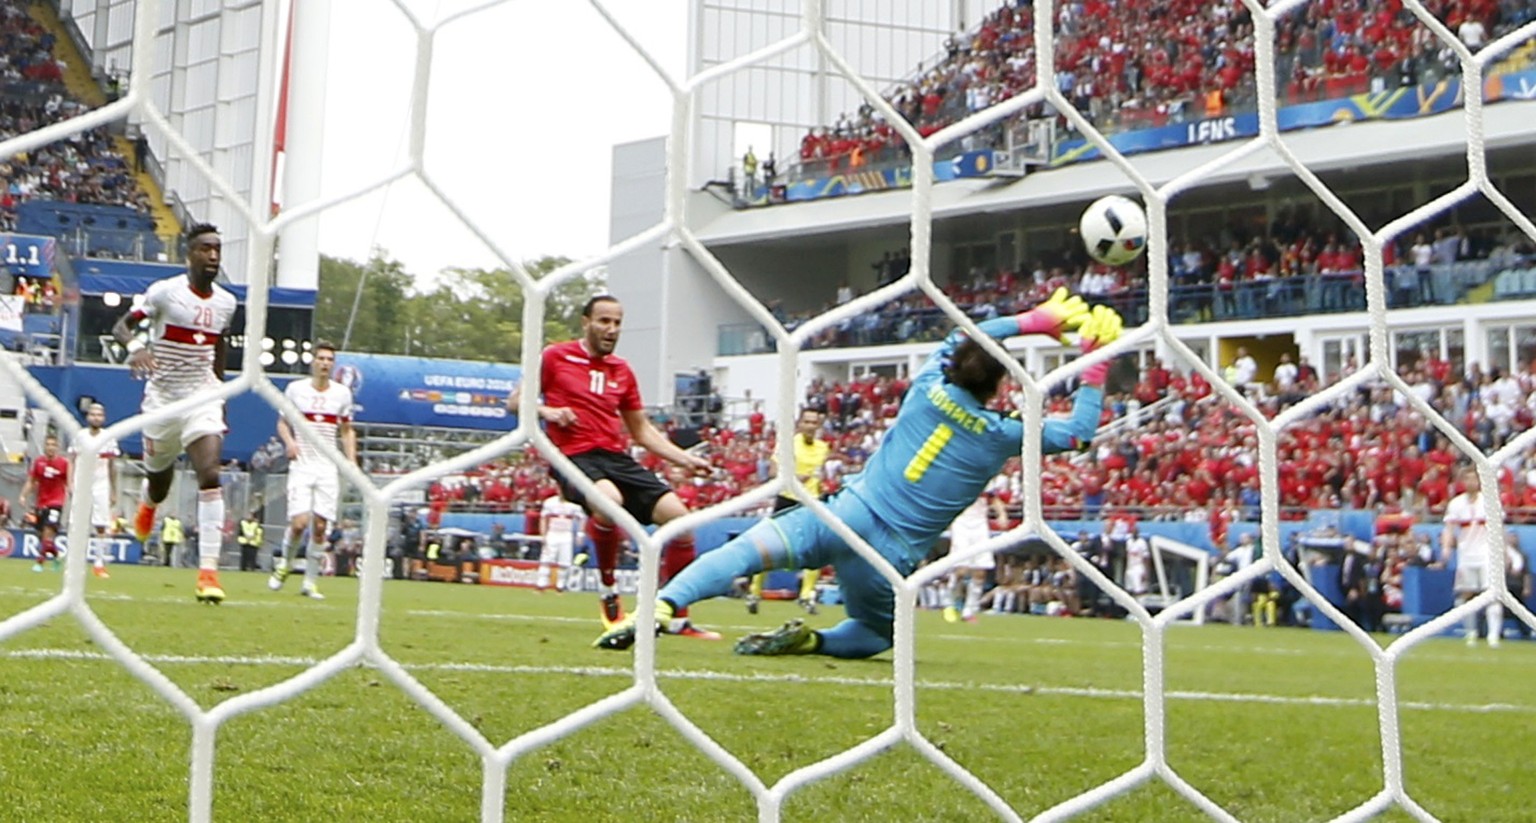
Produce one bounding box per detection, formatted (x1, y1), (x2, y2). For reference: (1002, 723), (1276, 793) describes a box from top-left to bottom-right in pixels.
(761, 219), (1533, 352)
(0, 2), (154, 233)
(415, 345), (1536, 564)
(794, 0), (1536, 177)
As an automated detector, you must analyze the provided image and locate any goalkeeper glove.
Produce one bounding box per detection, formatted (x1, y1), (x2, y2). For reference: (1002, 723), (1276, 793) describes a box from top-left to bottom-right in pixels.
(1015, 287), (1090, 343)
(1077, 305), (1123, 387)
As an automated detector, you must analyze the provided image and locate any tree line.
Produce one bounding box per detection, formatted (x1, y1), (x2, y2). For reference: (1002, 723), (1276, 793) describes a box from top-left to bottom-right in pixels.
(312, 252), (603, 363)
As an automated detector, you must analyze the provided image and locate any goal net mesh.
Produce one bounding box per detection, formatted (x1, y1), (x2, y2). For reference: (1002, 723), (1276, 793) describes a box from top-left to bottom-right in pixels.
(2, 0), (1535, 821)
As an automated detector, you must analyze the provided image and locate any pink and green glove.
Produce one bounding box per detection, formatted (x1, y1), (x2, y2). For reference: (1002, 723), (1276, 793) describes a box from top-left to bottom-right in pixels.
(1077, 305), (1123, 387)
(1015, 287), (1090, 342)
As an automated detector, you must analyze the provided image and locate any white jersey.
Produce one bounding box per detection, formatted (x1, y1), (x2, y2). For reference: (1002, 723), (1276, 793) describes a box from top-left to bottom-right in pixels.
(284, 378), (354, 469)
(1125, 535), (1150, 594)
(541, 497), (585, 551)
(949, 496), (992, 548)
(137, 275), (238, 406)
(1444, 492), (1489, 567)
(70, 427), (120, 497)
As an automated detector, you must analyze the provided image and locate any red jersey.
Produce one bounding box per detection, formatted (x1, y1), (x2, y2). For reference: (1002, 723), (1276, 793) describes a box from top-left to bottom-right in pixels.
(30, 454), (68, 508)
(539, 339), (643, 456)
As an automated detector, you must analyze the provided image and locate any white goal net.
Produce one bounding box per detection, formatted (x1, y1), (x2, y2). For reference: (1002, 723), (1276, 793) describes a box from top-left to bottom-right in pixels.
(2, 0), (1535, 821)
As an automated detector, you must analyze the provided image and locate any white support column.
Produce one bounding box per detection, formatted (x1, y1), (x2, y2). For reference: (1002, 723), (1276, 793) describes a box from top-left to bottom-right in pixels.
(275, 0), (330, 291)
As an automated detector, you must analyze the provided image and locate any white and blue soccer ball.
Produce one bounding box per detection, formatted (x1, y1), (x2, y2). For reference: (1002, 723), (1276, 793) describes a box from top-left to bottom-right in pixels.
(1079, 195), (1148, 266)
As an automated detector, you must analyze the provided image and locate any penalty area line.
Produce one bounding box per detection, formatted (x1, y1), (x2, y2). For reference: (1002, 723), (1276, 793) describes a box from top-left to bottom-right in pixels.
(2, 647), (1533, 715)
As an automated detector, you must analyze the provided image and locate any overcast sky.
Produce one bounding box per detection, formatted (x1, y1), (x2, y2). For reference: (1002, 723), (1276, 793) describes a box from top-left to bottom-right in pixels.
(316, 1), (689, 283)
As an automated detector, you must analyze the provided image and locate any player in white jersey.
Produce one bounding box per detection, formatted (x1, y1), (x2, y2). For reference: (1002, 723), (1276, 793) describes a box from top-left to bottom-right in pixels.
(943, 492), (1007, 623)
(69, 402), (119, 578)
(270, 341), (356, 600)
(539, 494), (586, 592)
(112, 223), (238, 604)
(1440, 466), (1502, 647)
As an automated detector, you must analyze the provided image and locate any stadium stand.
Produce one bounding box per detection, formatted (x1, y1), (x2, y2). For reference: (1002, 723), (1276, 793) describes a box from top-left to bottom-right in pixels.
(0, 0), (159, 257)
(790, 0), (1536, 180)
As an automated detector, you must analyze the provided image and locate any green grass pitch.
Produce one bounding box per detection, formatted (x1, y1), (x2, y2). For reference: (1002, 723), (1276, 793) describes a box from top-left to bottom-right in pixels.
(1, 563), (1532, 822)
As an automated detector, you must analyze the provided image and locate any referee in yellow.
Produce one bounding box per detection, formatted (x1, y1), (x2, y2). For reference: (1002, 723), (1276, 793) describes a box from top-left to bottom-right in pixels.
(747, 408), (831, 614)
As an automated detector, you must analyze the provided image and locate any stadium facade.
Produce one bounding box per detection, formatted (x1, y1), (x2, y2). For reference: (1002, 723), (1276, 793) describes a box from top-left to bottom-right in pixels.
(607, 2), (1536, 422)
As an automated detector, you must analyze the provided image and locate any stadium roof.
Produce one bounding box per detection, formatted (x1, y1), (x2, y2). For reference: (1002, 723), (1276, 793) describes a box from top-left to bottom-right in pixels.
(692, 100), (1536, 247)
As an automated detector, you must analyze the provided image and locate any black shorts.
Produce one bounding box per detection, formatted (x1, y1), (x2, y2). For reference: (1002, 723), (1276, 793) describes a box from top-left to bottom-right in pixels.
(773, 495), (800, 514)
(34, 507), (62, 530)
(556, 449), (673, 526)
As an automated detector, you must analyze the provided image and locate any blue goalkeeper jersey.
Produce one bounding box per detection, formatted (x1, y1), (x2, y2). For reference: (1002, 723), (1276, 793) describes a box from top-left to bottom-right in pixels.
(844, 316), (1102, 564)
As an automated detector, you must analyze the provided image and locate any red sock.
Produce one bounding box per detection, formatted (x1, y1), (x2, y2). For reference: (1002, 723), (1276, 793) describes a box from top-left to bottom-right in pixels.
(40, 538), (55, 559)
(588, 519), (620, 587)
(663, 534), (696, 618)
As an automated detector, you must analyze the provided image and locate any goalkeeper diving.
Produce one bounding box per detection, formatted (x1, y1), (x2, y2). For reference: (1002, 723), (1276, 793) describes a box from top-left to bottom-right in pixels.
(596, 290), (1122, 658)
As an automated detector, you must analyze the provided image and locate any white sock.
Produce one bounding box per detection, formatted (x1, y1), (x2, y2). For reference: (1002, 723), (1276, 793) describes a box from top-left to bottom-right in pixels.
(197, 488), (224, 572)
(90, 538), (106, 569)
(963, 577), (983, 619)
(1487, 603), (1503, 644)
(304, 541), (324, 588)
(277, 530), (297, 569)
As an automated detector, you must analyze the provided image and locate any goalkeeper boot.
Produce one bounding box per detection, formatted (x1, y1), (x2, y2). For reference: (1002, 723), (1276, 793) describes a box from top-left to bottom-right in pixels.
(195, 571), (225, 605)
(300, 583), (325, 600)
(734, 619), (817, 656)
(268, 561), (290, 591)
(745, 594), (759, 615)
(133, 503), (157, 543)
(797, 597), (818, 615)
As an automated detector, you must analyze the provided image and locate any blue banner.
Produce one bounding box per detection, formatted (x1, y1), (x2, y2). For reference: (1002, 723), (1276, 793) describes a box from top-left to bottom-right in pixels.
(334, 352), (521, 432)
(752, 150), (1002, 205)
(1048, 69), (1536, 165)
(0, 529), (144, 564)
(26, 364), (299, 461)
(753, 68), (1536, 203)
(0, 233), (55, 279)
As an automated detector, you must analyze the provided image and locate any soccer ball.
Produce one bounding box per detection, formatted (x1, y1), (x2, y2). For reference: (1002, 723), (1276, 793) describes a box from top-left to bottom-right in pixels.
(1079, 195), (1147, 266)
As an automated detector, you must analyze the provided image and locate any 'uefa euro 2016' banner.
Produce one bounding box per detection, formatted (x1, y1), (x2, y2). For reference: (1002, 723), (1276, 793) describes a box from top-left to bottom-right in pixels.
(1048, 68), (1536, 166)
(333, 352), (522, 432)
(0, 529), (144, 564)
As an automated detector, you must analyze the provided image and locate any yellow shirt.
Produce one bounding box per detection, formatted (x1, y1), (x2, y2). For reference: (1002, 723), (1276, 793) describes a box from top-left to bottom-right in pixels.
(238, 519), (263, 546)
(781, 436), (830, 500)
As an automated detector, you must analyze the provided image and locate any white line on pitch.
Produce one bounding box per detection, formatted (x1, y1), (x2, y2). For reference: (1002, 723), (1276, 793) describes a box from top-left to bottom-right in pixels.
(3, 647), (1532, 716)
(7, 590), (1533, 665)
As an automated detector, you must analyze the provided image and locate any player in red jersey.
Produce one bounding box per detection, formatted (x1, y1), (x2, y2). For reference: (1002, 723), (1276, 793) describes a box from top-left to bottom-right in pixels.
(111, 223), (238, 604)
(20, 433), (69, 571)
(511, 295), (718, 638)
